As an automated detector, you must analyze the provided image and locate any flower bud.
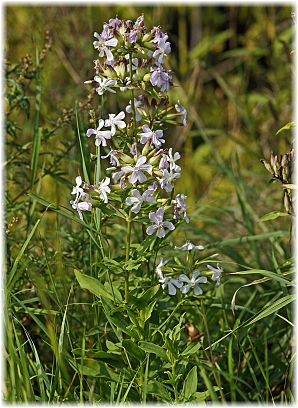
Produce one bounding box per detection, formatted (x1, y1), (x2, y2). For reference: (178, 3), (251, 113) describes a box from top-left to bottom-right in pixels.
(260, 159), (273, 175)
(142, 32), (155, 43)
(141, 140), (151, 156)
(270, 152), (275, 168)
(142, 41), (155, 50)
(153, 169), (163, 178)
(281, 154), (287, 168)
(114, 62), (126, 79)
(143, 73), (151, 82)
(148, 148), (161, 159)
(282, 163), (289, 182)
(272, 155), (280, 177)
(284, 190), (292, 214)
(149, 154), (162, 166)
(118, 151), (134, 164)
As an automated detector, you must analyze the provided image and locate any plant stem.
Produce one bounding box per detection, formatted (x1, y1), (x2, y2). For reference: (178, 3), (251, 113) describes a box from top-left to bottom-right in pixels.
(200, 300), (226, 402)
(125, 210), (132, 303)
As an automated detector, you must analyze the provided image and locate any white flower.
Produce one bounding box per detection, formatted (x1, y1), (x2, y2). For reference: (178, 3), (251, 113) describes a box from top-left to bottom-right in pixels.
(125, 188), (156, 214)
(167, 148), (181, 172)
(71, 176), (84, 203)
(93, 32), (118, 63)
(155, 258), (169, 280)
(105, 111), (126, 136)
(146, 207), (175, 239)
(175, 241), (204, 251)
(173, 193), (189, 223)
(70, 199), (92, 221)
(139, 125), (165, 148)
(175, 100), (187, 126)
(159, 155), (169, 170)
(86, 119), (113, 147)
(122, 156), (152, 184)
(94, 76), (117, 95)
(207, 264), (223, 285)
(125, 55), (139, 71)
(159, 169), (180, 192)
(70, 176), (92, 220)
(159, 275), (183, 296)
(152, 35), (171, 65)
(101, 149), (120, 167)
(179, 270), (207, 295)
(126, 98), (142, 122)
(94, 177), (111, 203)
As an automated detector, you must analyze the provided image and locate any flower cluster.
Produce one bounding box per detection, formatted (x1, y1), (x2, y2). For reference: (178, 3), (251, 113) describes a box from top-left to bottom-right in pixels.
(89, 15), (174, 95)
(71, 15), (189, 237)
(70, 175), (111, 219)
(155, 246), (224, 296)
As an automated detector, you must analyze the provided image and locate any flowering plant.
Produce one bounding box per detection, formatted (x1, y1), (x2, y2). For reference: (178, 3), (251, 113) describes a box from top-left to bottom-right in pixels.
(72, 15), (223, 302)
(71, 15), (224, 402)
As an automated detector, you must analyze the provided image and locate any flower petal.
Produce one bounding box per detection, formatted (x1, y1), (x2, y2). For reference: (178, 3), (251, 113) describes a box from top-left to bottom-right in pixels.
(181, 284), (191, 294)
(178, 274), (190, 283)
(193, 286), (203, 296)
(163, 221), (175, 231)
(157, 226), (166, 239)
(167, 283), (177, 296)
(146, 225), (156, 236)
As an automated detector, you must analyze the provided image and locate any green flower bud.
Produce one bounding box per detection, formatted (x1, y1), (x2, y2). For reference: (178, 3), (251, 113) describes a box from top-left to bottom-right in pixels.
(143, 73), (151, 82)
(118, 151), (134, 164)
(142, 32), (155, 43)
(147, 148), (158, 158)
(149, 154), (161, 166)
(142, 41), (155, 50)
(141, 140), (151, 156)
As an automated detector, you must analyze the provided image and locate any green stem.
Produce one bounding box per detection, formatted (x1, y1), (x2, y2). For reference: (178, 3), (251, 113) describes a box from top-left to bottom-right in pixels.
(125, 211), (132, 303)
(200, 300), (226, 402)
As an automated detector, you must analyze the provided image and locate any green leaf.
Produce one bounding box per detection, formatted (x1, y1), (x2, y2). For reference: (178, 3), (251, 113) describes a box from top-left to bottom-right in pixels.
(146, 381), (171, 401)
(230, 269), (294, 287)
(30, 127), (42, 187)
(74, 270), (114, 301)
(276, 121), (295, 135)
(7, 219), (41, 294)
(259, 211), (289, 222)
(244, 294), (295, 327)
(182, 366), (198, 400)
(109, 313), (140, 340)
(139, 301), (156, 325)
(140, 285), (160, 303)
(68, 358), (119, 381)
(191, 388), (220, 402)
(122, 339), (146, 362)
(139, 341), (167, 360)
(181, 341), (202, 356)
